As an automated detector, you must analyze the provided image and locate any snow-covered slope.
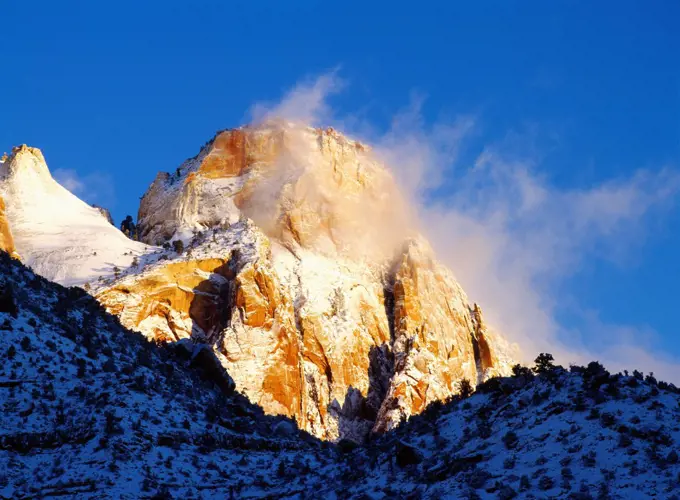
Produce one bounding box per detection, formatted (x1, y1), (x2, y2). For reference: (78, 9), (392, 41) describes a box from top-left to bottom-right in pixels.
(351, 364), (680, 499)
(0, 145), (150, 287)
(2, 252), (678, 498)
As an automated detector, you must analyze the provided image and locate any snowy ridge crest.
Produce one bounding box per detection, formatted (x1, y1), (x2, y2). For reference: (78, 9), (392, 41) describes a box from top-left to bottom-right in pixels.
(0, 145), (151, 287)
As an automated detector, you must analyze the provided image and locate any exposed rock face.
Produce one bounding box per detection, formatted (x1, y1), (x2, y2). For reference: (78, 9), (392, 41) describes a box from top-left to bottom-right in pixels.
(372, 239), (513, 433)
(95, 122), (517, 442)
(0, 149), (22, 259)
(138, 122), (408, 261)
(3, 128), (516, 442)
(96, 257), (233, 342)
(92, 204), (114, 225)
(0, 195), (18, 259)
(95, 222), (393, 440)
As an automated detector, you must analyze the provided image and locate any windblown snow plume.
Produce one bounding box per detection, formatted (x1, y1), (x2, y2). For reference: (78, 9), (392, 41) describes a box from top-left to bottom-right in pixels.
(250, 72), (680, 382)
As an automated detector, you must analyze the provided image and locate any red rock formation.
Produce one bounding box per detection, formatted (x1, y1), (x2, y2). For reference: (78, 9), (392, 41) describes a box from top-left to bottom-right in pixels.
(0, 196), (18, 259)
(372, 240), (512, 433)
(96, 258), (233, 342)
(96, 123), (517, 441)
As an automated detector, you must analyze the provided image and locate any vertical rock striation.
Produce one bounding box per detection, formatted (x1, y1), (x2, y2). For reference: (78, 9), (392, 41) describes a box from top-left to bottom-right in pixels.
(97, 122), (517, 441)
(0, 195), (18, 259)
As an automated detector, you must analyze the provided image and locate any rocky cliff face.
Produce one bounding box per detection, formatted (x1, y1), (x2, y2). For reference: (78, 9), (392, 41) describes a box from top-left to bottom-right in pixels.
(0, 195), (18, 258)
(372, 240), (511, 433)
(92, 204), (114, 225)
(94, 122), (516, 441)
(137, 122), (408, 261)
(2, 128), (516, 442)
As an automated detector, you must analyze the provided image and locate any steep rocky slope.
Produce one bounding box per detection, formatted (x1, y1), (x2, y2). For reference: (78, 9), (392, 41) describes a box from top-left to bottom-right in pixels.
(94, 122), (515, 441)
(0, 145), (149, 287)
(0, 195), (18, 258)
(2, 127), (516, 441)
(0, 252), (339, 498)
(2, 252), (678, 498)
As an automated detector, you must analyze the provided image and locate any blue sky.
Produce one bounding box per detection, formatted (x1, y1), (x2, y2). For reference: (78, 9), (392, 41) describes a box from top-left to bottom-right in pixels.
(1, 1), (679, 377)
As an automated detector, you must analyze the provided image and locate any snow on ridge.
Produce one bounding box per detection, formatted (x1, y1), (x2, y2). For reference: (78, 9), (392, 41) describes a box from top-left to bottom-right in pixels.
(0, 145), (155, 287)
(1, 250), (679, 499)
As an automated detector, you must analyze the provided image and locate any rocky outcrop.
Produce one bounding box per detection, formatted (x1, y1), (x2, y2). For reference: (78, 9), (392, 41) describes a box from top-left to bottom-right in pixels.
(4, 126), (517, 442)
(95, 222), (396, 440)
(96, 257), (234, 342)
(137, 123), (409, 261)
(372, 239), (514, 433)
(0, 152), (19, 259)
(95, 122), (517, 441)
(5, 144), (47, 170)
(92, 205), (114, 225)
(0, 195), (18, 259)
(97, 222), (515, 441)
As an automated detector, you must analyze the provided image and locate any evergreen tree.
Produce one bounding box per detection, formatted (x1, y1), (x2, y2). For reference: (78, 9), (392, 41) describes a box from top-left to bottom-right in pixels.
(172, 240), (184, 255)
(533, 353), (556, 374)
(459, 378), (473, 399)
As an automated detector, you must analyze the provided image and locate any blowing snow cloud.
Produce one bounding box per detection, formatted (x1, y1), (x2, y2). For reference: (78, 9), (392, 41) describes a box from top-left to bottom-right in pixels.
(249, 71), (680, 382)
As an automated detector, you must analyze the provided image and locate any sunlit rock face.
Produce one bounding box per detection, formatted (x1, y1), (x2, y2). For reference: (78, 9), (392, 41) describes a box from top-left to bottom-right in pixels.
(0, 195), (18, 259)
(96, 258), (233, 343)
(94, 122), (517, 442)
(137, 122), (409, 261)
(372, 239), (514, 434)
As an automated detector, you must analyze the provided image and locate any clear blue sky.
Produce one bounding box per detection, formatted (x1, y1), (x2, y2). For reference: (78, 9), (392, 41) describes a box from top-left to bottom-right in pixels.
(1, 1), (679, 370)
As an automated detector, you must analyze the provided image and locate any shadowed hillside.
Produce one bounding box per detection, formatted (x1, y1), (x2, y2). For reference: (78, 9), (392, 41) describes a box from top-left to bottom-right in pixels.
(0, 251), (339, 498)
(2, 251), (680, 499)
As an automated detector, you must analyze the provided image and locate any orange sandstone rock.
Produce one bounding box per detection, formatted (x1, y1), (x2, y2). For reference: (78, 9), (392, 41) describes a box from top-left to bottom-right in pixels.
(100, 123), (517, 442)
(0, 196), (18, 259)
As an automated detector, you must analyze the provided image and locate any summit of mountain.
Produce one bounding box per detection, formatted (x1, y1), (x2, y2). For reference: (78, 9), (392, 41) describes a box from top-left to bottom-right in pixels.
(0, 145), (148, 287)
(1, 123), (517, 441)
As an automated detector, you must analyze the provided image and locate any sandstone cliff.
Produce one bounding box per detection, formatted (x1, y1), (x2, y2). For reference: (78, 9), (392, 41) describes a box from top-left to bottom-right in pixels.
(0, 195), (18, 258)
(95, 122), (516, 441)
(2, 129), (516, 441)
(137, 122), (409, 261)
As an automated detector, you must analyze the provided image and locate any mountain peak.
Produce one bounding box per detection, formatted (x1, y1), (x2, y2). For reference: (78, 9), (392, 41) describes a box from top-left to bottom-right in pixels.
(1, 144), (48, 179)
(11, 143), (45, 160)
(0, 146), (149, 286)
(138, 123), (406, 263)
(3, 127), (517, 441)
(91, 125), (517, 440)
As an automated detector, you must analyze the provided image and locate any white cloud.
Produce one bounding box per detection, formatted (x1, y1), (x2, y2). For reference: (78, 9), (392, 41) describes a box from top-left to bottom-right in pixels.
(371, 96), (476, 200)
(421, 151), (680, 370)
(52, 168), (84, 193)
(250, 69), (343, 127)
(53, 168), (116, 208)
(253, 71), (680, 382)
